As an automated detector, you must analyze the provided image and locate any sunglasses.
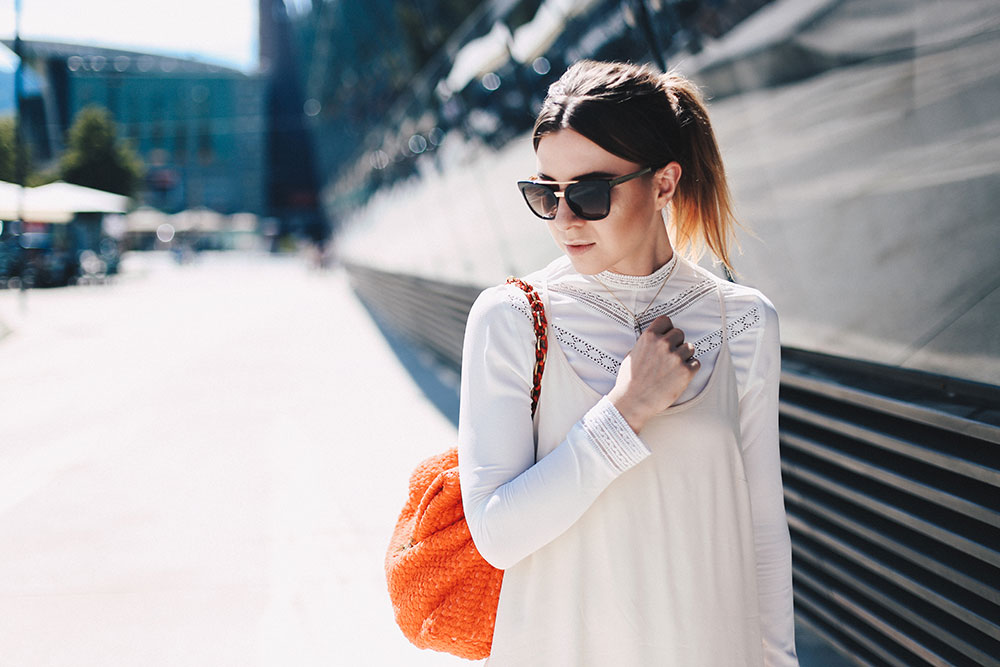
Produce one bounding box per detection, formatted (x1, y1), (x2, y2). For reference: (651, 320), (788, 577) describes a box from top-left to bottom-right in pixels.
(517, 167), (652, 221)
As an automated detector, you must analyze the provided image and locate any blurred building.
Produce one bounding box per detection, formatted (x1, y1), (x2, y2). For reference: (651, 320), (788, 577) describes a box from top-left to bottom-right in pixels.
(290, 0), (771, 221)
(290, 0), (429, 221)
(259, 0), (323, 241)
(4, 40), (266, 216)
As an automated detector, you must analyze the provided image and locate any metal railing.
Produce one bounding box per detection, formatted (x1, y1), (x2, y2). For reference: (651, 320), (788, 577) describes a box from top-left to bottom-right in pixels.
(346, 263), (1000, 666)
(779, 349), (1000, 666)
(345, 262), (480, 370)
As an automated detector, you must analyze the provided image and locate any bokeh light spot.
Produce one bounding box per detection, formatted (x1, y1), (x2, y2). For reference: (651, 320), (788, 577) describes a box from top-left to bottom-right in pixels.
(156, 223), (176, 243)
(408, 134), (428, 154)
(482, 72), (501, 91)
(369, 150), (390, 170)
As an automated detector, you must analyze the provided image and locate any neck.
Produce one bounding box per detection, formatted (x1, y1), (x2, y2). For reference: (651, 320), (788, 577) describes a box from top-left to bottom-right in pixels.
(608, 245), (674, 278)
(596, 252), (678, 291)
(607, 211), (675, 276)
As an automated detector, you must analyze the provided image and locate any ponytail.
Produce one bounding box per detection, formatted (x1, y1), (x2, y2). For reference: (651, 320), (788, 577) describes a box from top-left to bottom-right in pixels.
(661, 72), (740, 274)
(533, 61), (741, 274)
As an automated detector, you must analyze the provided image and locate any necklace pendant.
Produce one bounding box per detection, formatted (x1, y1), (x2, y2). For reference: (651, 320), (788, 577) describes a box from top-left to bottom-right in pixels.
(633, 320), (642, 338)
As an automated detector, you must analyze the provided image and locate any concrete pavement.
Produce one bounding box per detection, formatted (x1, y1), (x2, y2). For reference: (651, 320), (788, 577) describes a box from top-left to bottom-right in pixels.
(0, 252), (471, 666)
(0, 251), (849, 666)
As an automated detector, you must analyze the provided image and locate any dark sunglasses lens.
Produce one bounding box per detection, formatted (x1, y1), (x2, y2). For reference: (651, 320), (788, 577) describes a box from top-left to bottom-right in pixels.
(566, 181), (611, 220)
(520, 183), (557, 219)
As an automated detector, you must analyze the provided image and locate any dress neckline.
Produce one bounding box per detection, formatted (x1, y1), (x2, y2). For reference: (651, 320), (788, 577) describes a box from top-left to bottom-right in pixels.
(592, 254), (676, 290)
(539, 276), (731, 415)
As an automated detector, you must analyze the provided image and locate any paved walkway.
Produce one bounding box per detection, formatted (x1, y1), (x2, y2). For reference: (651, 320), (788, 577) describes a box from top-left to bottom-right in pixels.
(0, 253), (469, 666)
(0, 251), (848, 665)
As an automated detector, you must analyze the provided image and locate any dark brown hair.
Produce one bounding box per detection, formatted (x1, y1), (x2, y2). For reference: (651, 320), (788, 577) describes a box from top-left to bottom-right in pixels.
(533, 60), (739, 272)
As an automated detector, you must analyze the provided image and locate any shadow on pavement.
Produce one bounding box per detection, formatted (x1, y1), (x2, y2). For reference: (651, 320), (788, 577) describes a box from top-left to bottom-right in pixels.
(356, 297), (461, 428)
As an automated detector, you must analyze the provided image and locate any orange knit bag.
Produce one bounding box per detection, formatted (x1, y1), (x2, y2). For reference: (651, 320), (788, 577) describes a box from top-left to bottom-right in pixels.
(385, 278), (547, 660)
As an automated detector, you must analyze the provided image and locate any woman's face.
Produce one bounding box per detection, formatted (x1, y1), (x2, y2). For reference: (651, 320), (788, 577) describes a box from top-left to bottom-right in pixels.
(534, 129), (674, 276)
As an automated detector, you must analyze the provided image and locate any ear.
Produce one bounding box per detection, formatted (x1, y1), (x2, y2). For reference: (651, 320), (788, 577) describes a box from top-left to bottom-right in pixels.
(653, 162), (682, 210)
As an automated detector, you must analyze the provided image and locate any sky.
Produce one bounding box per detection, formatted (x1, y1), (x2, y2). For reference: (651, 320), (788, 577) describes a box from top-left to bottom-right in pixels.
(0, 0), (261, 71)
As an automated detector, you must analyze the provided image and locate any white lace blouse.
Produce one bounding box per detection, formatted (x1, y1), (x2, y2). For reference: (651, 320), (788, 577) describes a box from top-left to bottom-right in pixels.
(458, 252), (797, 665)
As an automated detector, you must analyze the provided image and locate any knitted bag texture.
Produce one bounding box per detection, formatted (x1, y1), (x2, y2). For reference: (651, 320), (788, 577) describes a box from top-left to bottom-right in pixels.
(385, 447), (502, 659)
(385, 278), (547, 660)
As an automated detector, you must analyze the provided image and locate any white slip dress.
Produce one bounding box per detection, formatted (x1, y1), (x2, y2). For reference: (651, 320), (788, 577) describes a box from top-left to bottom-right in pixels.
(487, 280), (765, 666)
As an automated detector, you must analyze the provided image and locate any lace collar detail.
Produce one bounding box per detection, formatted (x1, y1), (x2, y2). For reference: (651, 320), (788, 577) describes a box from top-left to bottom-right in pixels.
(593, 254), (677, 290)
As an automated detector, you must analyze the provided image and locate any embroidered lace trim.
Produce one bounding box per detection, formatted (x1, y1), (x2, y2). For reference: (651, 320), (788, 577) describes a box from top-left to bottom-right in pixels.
(549, 278), (717, 334)
(547, 283), (633, 329)
(594, 254), (676, 289)
(691, 306), (761, 358)
(505, 287), (762, 379)
(554, 323), (622, 376)
(581, 398), (651, 473)
(638, 280), (717, 330)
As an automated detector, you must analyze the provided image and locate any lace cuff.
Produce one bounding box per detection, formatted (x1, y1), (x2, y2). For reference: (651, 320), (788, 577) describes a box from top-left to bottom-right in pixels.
(581, 397), (652, 473)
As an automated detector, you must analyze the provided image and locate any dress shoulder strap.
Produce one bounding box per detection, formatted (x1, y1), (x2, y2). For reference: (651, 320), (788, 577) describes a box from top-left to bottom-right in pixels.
(716, 281), (727, 326)
(716, 280), (729, 354)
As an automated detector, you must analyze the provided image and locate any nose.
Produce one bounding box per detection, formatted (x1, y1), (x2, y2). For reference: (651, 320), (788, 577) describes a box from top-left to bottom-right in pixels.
(550, 193), (584, 229)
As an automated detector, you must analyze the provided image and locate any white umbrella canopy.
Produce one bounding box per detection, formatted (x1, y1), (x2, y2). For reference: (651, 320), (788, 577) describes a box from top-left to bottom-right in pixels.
(28, 181), (130, 214)
(0, 180), (130, 222)
(228, 212), (259, 233)
(0, 181), (72, 222)
(125, 206), (171, 233)
(170, 207), (226, 233)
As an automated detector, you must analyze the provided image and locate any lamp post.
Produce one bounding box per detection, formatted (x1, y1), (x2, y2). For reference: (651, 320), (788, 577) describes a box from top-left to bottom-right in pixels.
(13, 0), (24, 233)
(12, 0), (30, 297)
(630, 0), (667, 72)
(13, 0), (23, 181)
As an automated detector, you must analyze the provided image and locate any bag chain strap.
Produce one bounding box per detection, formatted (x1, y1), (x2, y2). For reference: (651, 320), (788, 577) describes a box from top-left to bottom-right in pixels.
(506, 276), (548, 417)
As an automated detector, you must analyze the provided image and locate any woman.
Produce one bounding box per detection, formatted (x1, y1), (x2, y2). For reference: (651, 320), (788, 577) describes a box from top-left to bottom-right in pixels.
(458, 60), (798, 666)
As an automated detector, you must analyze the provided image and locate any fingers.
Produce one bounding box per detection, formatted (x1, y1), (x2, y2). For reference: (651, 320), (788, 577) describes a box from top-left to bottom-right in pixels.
(662, 328), (685, 347)
(642, 316), (698, 368)
(647, 316), (684, 344)
(646, 315), (673, 335)
(682, 343), (700, 367)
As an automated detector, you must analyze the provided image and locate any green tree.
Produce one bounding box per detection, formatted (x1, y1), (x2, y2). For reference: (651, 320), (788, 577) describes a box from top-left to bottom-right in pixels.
(60, 106), (143, 197)
(0, 116), (32, 184)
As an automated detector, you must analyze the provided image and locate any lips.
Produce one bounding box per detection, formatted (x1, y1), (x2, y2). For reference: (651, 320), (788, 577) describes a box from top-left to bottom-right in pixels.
(565, 242), (595, 256)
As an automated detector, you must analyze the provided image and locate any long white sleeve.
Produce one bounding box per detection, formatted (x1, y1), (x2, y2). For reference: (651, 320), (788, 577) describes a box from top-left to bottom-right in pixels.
(739, 297), (799, 666)
(456, 256), (797, 662)
(457, 286), (651, 570)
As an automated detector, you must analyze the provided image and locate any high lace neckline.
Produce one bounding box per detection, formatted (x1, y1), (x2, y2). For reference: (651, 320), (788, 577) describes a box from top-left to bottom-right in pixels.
(593, 254), (677, 290)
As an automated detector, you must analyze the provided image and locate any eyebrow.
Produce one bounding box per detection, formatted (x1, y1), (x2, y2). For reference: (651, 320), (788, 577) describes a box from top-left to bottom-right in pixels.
(536, 170), (618, 182)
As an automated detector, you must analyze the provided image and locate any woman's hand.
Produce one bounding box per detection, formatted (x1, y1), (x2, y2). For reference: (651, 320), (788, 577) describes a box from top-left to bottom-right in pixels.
(607, 315), (699, 433)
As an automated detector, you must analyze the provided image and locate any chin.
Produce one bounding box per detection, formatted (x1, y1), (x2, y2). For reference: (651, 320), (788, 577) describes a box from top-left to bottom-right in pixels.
(564, 253), (607, 276)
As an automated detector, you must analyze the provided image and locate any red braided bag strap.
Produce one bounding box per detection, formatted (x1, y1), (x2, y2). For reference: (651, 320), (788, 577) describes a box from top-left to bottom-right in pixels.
(505, 276), (548, 417)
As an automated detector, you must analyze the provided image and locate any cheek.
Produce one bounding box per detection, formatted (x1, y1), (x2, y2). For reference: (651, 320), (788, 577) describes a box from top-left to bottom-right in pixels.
(607, 191), (656, 238)
(613, 183), (651, 215)
(592, 216), (638, 254)
(544, 218), (560, 238)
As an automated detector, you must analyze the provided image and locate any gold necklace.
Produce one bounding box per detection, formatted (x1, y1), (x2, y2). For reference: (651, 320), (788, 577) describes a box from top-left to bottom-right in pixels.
(593, 259), (676, 338)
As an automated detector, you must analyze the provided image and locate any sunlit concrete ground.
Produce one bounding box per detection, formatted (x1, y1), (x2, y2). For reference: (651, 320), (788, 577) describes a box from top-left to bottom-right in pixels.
(0, 252), (470, 666)
(0, 251), (849, 666)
